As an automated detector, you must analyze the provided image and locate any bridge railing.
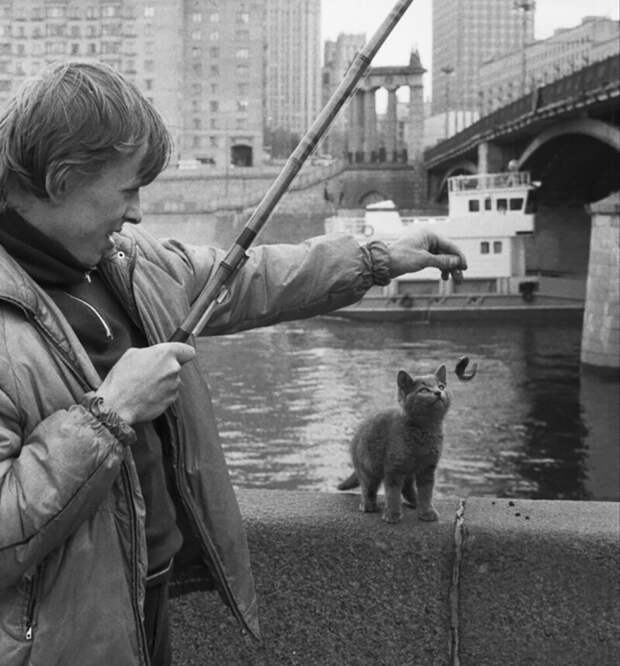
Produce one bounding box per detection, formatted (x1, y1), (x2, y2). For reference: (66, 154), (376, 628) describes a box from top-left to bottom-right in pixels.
(424, 54), (620, 167)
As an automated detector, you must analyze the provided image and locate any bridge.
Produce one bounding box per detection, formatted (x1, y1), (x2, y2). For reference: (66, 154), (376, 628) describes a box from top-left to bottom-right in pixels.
(424, 54), (620, 206)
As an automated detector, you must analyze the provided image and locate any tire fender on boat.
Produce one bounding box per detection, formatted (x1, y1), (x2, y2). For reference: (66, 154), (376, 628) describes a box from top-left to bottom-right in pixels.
(400, 294), (414, 308)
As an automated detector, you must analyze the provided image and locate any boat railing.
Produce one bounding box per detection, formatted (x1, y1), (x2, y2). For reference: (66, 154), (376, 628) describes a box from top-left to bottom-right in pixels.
(448, 171), (531, 192)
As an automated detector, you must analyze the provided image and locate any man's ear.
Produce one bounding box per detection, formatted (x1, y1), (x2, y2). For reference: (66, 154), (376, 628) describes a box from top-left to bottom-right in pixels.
(46, 172), (72, 204)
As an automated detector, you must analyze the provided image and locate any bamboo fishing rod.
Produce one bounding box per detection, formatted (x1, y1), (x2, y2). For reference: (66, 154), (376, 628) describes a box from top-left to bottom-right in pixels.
(170, 0), (415, 342)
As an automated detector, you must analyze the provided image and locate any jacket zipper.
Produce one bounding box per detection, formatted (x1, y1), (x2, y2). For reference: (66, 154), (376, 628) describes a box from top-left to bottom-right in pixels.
(121, 464), (150, 664)
(61, 292), (114, 341)
(24, 566), (43, 640)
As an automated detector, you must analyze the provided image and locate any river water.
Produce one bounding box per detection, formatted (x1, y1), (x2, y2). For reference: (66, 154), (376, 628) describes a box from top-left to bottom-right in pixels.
(141, 217), (618, 502)
(195, 318), (619, 501)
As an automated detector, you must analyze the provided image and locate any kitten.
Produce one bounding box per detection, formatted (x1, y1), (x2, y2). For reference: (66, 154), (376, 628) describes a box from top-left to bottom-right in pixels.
(338, 365), (451, 524)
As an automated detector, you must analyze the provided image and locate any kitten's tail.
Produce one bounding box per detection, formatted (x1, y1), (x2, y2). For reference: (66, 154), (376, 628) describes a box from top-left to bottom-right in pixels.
(337, 472), (359, 491)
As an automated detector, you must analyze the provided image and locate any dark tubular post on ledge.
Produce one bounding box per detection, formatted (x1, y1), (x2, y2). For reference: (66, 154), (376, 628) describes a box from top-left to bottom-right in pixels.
(169, 0), (415, 342)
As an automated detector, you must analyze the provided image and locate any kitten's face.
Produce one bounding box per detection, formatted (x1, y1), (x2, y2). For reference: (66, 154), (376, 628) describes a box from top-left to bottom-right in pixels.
(397, 366), (451, 417)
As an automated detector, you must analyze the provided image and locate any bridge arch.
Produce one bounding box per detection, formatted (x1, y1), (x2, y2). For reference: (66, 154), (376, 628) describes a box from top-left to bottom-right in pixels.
(434, 160), (478, 202)
(518, 118), (620, 167)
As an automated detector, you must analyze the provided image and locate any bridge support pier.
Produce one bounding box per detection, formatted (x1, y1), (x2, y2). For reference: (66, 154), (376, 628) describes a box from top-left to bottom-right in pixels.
(581, 192), (620, 372)
(477, 141), (506, 173)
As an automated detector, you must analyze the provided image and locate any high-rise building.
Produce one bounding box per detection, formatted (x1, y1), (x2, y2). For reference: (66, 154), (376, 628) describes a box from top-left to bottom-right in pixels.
(431, 0), (535, 115)
(321, 32), (366, 157)
(0, 0), (322, 167)
(263, 0), (321, 138)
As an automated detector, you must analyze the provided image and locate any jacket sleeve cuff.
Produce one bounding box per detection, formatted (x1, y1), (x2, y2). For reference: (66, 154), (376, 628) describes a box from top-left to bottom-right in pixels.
(363, 240), (392, 286)
(79, 392), (137, 447)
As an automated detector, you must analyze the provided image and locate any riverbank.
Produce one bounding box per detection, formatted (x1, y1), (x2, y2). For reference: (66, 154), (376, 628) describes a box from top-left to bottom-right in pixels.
(169, 490), (619, 665)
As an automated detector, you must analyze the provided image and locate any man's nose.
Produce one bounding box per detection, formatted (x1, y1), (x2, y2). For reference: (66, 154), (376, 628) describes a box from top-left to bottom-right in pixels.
(124, 196), (142, 225)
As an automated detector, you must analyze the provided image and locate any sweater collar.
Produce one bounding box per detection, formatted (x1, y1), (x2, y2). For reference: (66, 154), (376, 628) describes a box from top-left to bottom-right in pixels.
(0, 207), (92, 286)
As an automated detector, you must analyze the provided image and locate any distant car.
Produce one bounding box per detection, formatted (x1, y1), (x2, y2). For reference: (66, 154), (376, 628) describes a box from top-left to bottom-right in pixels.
(311, 154), (334, 166)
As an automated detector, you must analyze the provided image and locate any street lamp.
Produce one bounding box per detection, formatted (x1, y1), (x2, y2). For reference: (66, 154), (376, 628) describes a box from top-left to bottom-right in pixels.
(441, 65), (454, 138)
(513, 1), (535, 97)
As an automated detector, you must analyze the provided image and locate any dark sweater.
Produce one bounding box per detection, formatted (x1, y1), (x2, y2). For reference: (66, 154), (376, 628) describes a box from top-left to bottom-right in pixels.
(0, 209), (182, 576)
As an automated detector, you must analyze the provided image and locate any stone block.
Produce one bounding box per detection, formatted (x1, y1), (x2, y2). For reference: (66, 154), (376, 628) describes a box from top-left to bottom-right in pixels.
(459, 498), (620, 666)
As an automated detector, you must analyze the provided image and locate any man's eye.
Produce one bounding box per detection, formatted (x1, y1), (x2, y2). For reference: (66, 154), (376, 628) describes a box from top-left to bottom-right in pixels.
(438, 384), (445, 390)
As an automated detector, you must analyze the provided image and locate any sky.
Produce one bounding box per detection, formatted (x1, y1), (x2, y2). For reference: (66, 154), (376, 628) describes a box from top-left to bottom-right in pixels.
(321, 0), (620, 75)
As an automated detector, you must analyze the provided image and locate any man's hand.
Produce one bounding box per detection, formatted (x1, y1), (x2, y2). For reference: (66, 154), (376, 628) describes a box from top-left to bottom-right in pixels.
(387, 228), (468, 282)
(95, 342), (196, 425)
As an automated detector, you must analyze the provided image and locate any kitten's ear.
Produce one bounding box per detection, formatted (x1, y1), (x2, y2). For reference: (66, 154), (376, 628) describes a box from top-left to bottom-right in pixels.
(397, 370), (415, 392)
(435, 364), (447, 384)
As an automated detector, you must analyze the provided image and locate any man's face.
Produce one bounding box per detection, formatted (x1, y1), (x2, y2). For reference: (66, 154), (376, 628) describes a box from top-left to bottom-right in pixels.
(46, 145), (147, 268)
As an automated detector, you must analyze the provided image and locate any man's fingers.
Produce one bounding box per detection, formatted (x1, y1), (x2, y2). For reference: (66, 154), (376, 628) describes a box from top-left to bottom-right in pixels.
(160, 342), (196, 365)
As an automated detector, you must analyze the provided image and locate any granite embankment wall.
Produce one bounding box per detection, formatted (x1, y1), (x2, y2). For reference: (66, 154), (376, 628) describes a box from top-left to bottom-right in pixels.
(169, 490), (620, 666)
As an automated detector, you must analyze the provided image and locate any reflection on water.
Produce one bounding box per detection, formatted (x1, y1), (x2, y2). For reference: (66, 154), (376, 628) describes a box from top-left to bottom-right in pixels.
(195, 318), (619, 501)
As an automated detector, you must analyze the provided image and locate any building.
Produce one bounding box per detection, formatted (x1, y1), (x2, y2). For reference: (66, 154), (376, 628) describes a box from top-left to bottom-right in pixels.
(0, 0), (322, 168)
(321, 32), (366, 158)
(479, 16), (620, 114)
(431, 0), (534, 115)
(263, 0), (321, 140)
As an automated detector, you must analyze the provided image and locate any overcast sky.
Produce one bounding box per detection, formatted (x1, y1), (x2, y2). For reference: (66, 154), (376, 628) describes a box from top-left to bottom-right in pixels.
(321, 0), (620, 71)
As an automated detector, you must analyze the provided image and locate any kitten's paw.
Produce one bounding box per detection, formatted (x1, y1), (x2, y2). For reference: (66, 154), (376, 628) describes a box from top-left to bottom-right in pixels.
(382, 511), (402, 524)
(417, 507), (439, 522)
(360, 500), (379, 513)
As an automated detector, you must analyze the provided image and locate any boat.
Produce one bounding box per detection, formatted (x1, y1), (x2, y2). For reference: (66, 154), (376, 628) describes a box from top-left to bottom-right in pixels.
(323, 171), (585, 323)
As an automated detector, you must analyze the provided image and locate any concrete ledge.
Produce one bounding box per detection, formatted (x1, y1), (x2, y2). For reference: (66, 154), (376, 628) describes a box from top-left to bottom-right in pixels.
(169, 491), (620, 665)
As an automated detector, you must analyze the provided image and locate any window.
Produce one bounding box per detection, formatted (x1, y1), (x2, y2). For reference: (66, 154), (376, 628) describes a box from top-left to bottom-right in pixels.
(236, 100), (248, 112)
(209, 12), (219, 23)
(509, 197), (523, 211)
(480, 241), (490, 254)
(192, 31), (202, 40)
(493, 241), (503, 254)
(144, 6), (155, 18)
(209, 136), (218, 147)
(497, 198), (507, 213)
(71, 43), (80, 55)
(209, 100), (219, 112)
(145, 79), (153, 90)
(102, 5), (118, 17)
(192, 12), (202, 22)
(209, 47), (219, 58)
(193, 118), (201, 130)
(484, 197), (492, 210)
(468, 199), (480, 212)
(209, 31), (219, 41)
(210, 64), (219, 76)
(237, 12), (249, 24)
(47, 6), (66, 19)
(236, 48), (248, 59)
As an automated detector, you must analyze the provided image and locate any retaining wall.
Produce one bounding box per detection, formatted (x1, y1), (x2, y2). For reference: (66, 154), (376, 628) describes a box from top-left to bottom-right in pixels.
(169, 490), (620, 665)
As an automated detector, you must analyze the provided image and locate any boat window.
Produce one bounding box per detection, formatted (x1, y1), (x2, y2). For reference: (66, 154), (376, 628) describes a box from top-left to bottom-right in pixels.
(509, 198), (523, 211)
(497, 198), (507, 213)
(525, 192), (538, 214)
(468, 199), (480, 212)
(493, 241), (503, 254)
(484, 197), (492, 210)
(480, 241), (490, 254)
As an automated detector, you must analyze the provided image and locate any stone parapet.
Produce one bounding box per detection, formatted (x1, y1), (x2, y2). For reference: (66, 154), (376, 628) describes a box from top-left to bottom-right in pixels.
(169, 490), (620, 665)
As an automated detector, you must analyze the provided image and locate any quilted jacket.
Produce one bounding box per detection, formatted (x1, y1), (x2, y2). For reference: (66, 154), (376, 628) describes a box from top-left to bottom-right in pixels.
(0, 224), (379, 665)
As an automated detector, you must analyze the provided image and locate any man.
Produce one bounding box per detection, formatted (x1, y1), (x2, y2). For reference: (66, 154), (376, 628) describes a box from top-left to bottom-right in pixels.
(0, 61), (467, 665)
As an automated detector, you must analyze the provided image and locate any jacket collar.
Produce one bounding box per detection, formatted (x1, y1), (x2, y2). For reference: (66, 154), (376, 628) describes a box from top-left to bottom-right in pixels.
(0, 231), (137, 388)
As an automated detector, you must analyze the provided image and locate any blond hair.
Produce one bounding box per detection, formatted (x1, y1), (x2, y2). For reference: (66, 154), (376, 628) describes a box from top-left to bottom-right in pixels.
(0, 60), (172, 205)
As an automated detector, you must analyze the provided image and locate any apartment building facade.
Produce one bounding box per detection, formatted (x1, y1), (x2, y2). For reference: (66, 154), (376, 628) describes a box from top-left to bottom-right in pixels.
(431, 0), (534, 115)
(0, 0), (321, 167)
